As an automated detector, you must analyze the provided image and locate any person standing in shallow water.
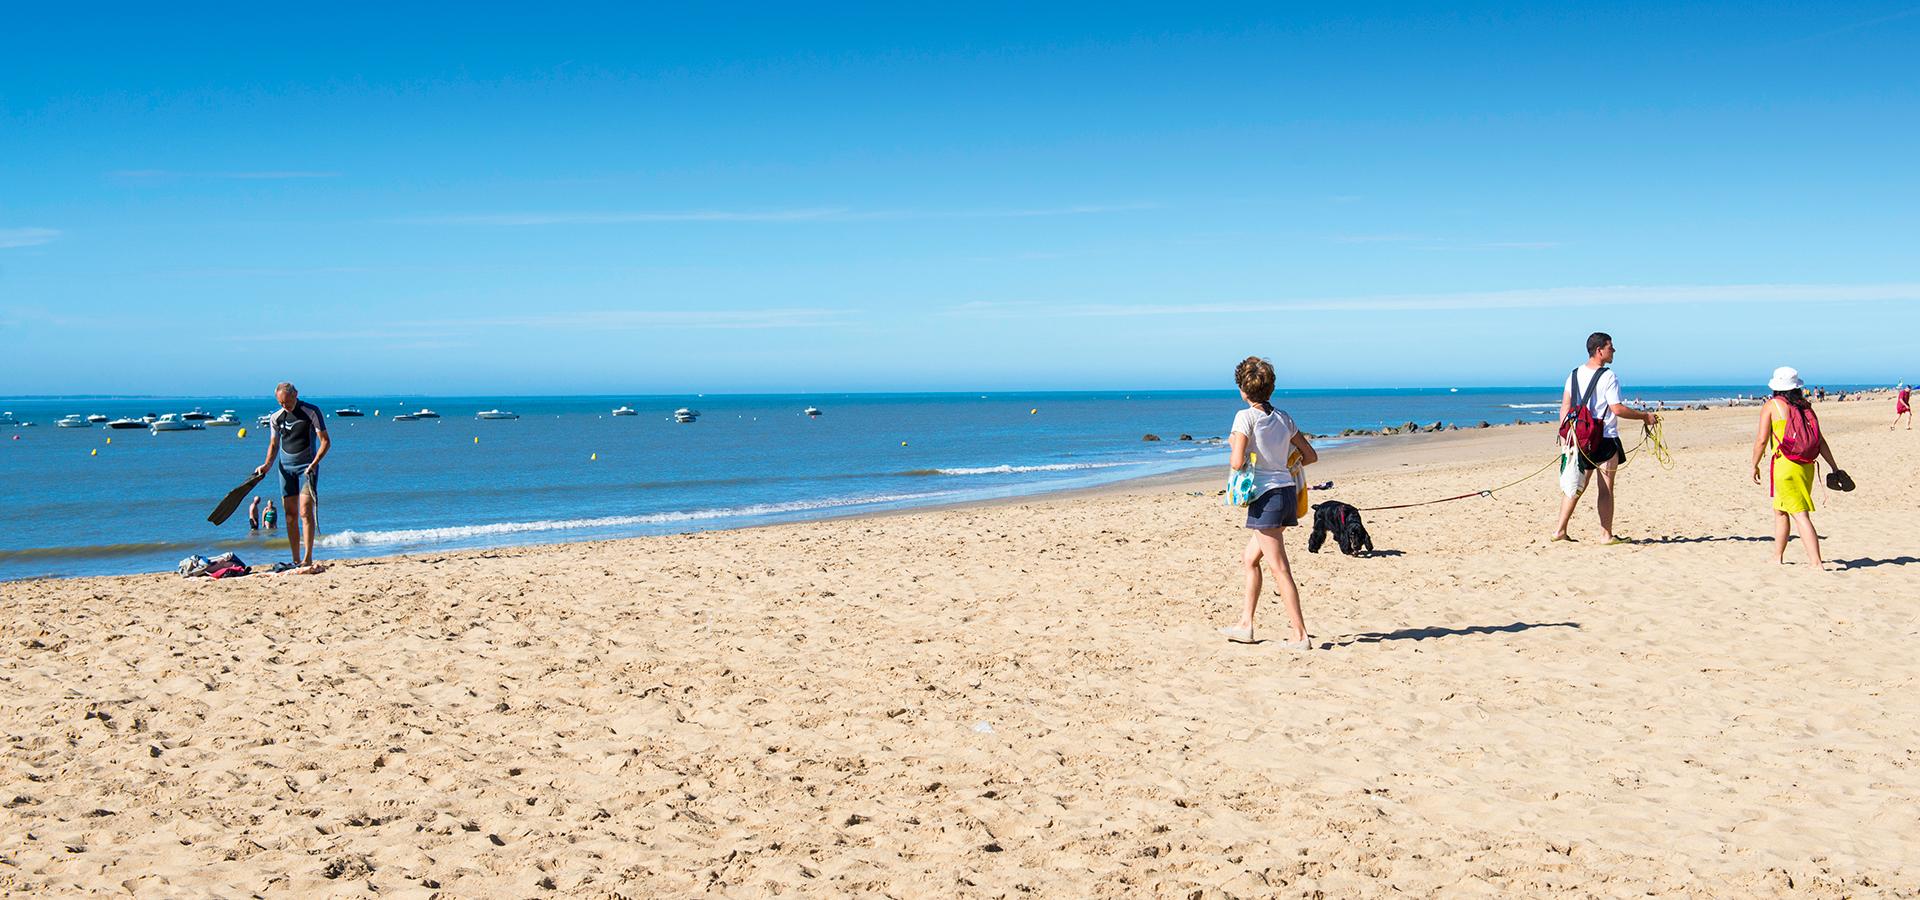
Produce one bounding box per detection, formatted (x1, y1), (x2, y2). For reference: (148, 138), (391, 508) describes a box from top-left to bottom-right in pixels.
(1220, 356), (1318, 649)
(253, 382), (329, 566)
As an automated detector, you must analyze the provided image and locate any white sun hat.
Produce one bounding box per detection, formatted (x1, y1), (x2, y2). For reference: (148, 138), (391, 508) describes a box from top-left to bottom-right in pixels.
(1768, 366), (1804, 392)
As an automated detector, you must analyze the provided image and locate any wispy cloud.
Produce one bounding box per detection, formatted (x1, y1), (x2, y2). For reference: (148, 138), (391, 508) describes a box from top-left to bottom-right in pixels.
(471, 308), (847, 329)
(110, 169), (341, 180)
(1330, 233), (1428, 244)
(208, 307), (847, 342)
(1329, 234), (1563, 250)
(403, 209), (850, 226)
(947, 283), (1920, 318)
(0, 227), (60, 249)
(402, 204), (1155, 226)
(1794, 5), (1920, 43)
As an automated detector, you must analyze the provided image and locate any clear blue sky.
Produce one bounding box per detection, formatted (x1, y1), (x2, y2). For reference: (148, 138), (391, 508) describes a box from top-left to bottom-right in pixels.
(3, 3), (1916, 394)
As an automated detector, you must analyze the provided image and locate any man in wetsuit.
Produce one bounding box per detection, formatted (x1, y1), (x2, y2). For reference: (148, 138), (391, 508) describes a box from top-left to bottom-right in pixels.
(253, 382), (330, 566)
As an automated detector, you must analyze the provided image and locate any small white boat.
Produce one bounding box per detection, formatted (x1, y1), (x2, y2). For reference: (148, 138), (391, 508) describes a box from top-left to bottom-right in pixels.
(334, 406), (365, 417)
(106, 417), (147, 430)
(207, 411), (241, 426)
(475, 409), (519, 420)
(673, 407), (699, 423)
(611, 406), (638, 416)
(180, 408), (215, 421)
(149, 414), (205, 433)
(140, 413), (158, 424)
(256, 414), (274, 427)
(804, 406), (822, 417)
(57, 414), (90, 428)
(392, 413), (421, 422)
(411, 408), (441, 419)
(86, 414), (108, 424)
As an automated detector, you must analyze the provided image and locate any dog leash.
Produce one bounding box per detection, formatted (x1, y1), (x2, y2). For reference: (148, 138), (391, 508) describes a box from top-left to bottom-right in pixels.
(1356, 420), (1672, 513)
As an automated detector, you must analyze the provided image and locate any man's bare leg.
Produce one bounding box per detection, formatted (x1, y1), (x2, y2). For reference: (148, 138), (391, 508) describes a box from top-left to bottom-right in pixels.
(299, 491), (318, 566)
(1595, 463), (1619, 540)
(282, 493), (301, 564)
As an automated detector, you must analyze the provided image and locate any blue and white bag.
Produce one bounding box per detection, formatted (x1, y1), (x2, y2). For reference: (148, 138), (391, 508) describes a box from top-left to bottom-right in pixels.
(1226, 452), (1259, 507)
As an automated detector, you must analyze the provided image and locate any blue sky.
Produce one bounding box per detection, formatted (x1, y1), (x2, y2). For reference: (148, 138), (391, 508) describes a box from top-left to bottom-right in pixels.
(3, 3), (1917, 394)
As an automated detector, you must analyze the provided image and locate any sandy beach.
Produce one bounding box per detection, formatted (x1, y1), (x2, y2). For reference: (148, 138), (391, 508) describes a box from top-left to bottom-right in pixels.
(3, 392), (1915, 896)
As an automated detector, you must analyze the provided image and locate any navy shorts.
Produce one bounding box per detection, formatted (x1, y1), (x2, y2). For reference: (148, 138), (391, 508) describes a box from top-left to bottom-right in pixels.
(1245, 485), (1299, 529)
(278, 459), (319, 498)
(1576, 436), (1625, 472)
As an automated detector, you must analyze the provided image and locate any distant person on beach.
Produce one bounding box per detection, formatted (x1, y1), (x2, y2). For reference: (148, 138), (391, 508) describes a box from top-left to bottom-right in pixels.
(1751, 368), (1841, 568)
(252, 382), (329, 566)
(1893, 383), (1912, 430)
(1220, 356), (1318, 649)
(263, 500), (277, 531)
(247, 496), (261, 530)
(1550, 332), (1659, 544)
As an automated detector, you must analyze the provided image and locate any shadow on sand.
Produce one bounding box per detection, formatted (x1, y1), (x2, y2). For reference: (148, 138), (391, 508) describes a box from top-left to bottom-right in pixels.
(1835, 556), (1920, 569)
(1637, 534), (1788, 544)
(1331, 621), (1580, 648)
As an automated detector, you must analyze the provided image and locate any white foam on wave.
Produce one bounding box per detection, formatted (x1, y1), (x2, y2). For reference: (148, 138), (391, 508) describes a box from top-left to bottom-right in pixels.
(1502, 402), (1561, 409)
(1162, 447), (1210, 454)
(933, 462), (1139, 476)
(318, 491), (957, 548)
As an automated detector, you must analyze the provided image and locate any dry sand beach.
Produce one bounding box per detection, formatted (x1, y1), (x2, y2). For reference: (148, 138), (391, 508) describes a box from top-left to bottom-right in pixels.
(3, 393), (1915, 896)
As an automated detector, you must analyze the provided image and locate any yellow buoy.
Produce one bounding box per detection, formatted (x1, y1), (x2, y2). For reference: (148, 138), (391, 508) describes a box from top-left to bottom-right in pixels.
(105, 437), (112, 444)
(590, 452), (597, 461)
(901, 441), (908, 446)
(237, 427), (247, 439)
(1030, 408), (1038, 415)
(90, 448), (98, 456)
(473, 436), (479, 444)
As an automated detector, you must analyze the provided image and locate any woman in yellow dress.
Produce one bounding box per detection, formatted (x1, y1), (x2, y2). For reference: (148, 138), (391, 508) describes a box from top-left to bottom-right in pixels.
(1749, 367), (1840, 568)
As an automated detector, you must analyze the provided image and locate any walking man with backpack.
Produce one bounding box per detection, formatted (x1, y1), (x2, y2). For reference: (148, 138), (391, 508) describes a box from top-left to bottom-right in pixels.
(1550, 332), (1659, 544)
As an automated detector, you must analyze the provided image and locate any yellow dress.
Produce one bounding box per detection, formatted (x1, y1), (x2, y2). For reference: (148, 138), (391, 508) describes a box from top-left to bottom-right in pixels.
(1768, 400), (1815, 514)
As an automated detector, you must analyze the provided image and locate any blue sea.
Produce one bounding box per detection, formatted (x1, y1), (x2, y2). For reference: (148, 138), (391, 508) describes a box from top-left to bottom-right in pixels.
(0, 387), (1821, 580)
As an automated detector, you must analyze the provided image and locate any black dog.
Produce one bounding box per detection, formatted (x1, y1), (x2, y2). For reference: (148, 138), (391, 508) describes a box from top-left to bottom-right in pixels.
(1308, 501), (1373, 556)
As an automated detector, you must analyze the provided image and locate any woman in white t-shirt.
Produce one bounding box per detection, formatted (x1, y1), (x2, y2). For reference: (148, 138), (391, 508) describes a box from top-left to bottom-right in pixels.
(1221, 356), (1318, 649)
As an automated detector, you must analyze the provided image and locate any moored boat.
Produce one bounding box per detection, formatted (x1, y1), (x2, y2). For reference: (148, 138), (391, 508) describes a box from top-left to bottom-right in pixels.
(149, 414), (205, 432)
(475, 409), (519, 419)
(57, 414), (90, 428)
(334, 405), (365, 417)
(207, 411), (241, 426)
(180, 408), (215, 421)
(106, 417), (147, 429)
(611, 406), (638, 416)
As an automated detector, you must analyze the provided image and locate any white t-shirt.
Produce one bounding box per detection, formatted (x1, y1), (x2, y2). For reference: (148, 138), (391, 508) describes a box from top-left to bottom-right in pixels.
(1564, 366), (1623, 438)
(1231, 406), (1300, 496)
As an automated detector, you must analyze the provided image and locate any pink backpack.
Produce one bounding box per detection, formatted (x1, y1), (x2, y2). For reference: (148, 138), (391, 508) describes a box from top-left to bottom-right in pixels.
(1776, 400), (1822, 464)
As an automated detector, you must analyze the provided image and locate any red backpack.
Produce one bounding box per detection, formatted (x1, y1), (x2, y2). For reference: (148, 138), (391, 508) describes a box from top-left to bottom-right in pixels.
(1558, 366), (1610, 457)
(1776, 399), (1823, 464)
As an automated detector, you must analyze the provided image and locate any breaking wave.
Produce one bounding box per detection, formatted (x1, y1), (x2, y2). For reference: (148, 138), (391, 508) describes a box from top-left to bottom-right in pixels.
(318, 491), (957, 548)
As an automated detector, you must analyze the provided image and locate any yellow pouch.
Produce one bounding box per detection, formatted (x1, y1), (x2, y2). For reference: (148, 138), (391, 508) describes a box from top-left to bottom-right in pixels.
(1288, 449), (1310, 518)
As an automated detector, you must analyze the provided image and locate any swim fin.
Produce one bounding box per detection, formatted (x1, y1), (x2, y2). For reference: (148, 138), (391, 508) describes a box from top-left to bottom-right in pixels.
(208, 471), (266, 526)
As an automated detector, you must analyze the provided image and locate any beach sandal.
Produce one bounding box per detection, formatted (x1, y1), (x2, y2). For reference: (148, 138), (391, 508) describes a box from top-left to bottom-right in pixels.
(1604, 536), (1633, 546)
(1219, 625), (1256, 644)
(1549, 534), (1576, 543)
(1825, 470), (1856, 492)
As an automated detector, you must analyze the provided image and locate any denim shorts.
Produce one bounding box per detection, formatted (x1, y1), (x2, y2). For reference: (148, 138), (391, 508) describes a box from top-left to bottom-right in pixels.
(278, 459), (319, 498)
(1245, 485), (1299, 529)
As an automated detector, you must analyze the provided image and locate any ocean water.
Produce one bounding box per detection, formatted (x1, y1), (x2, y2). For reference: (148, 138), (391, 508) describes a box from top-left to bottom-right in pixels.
(0, 387), (1823, 580)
